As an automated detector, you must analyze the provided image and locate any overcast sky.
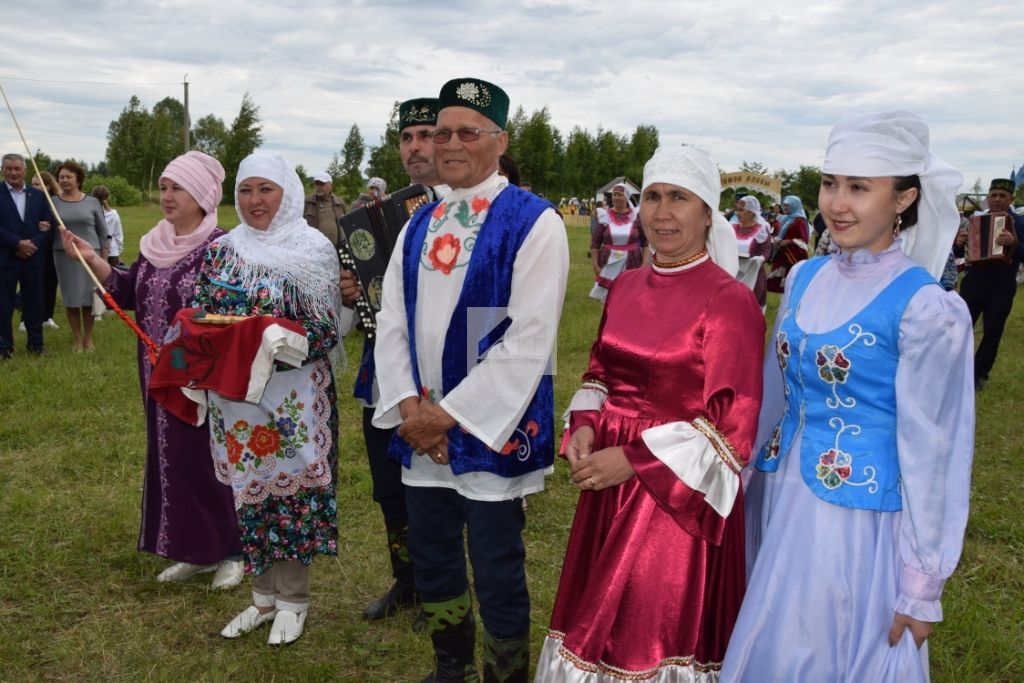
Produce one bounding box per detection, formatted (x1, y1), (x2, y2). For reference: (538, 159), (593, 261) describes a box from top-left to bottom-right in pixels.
(2, 0), (1021, 192)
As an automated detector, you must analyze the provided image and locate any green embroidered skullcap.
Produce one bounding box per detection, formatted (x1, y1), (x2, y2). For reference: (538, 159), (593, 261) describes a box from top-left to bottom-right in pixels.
(437, 77), (509, 129)
(989, 178), (1015, 193)
(399, 98), (438, 131)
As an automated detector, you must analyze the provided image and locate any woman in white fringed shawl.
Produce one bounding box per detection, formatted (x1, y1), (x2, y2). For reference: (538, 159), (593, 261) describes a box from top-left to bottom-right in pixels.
(193, 151), (347, 646)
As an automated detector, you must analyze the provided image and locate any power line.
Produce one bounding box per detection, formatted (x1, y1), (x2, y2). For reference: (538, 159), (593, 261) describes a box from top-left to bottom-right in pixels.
(0, 75), (180, 86)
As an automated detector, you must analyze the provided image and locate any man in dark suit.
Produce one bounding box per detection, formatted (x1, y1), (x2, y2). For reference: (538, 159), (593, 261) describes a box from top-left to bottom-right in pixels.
(1, 153), (53, 358)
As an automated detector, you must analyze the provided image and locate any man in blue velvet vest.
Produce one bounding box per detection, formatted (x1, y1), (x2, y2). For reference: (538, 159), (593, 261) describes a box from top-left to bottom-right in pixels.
(372, 78), (569, 682)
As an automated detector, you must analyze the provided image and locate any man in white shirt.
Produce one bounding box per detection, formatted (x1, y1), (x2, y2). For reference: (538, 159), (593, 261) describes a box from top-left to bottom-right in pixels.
(372, 78), (569, 682)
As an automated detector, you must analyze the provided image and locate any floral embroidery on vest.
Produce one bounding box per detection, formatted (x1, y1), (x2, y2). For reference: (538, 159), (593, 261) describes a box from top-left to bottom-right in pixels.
(815, 324), (876, 409)
(499, 420), (540, 461)
(776, 330), (791, 370)
(815, 417), (878, 492)
(764, 425), (782, 461)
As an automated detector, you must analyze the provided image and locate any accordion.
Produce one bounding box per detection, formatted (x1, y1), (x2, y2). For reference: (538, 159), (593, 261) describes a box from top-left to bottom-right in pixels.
(968, 212), (1017, 265)
(338, 184), (431, 339)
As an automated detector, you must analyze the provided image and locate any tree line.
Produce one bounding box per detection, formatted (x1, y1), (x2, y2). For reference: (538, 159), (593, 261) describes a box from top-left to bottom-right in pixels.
(37, 94), (852, 211)
(105, 93), (262, 200)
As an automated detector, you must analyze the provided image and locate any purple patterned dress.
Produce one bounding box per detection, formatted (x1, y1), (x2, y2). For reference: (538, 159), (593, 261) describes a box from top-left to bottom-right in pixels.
(105, 230), (241, 564)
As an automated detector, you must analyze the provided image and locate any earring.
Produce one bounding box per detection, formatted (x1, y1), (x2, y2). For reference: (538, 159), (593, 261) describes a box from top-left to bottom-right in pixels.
(893, 214), (903, 237)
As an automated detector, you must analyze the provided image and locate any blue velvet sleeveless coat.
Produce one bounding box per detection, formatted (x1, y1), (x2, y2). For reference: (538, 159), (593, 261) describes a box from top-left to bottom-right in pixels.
(755, 256), (936, 511)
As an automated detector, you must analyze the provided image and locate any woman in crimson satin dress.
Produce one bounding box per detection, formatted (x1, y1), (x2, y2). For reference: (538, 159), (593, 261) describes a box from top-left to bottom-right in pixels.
(536, 146), (764, 682)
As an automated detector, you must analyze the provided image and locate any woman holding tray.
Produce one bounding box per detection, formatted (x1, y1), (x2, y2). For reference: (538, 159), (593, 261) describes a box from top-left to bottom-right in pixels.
(194, 150), (347, 646)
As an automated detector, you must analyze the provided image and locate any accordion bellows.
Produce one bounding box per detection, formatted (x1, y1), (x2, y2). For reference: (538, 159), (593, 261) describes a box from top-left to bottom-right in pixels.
(968, 211), (1017, 265)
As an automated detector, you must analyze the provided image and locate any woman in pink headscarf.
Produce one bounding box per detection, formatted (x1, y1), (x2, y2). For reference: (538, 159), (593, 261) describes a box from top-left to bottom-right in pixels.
(62, 152), (242, 589)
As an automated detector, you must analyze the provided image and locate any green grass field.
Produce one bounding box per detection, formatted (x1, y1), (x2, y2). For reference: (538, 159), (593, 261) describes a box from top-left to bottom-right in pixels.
(0, 205), (1020, 681)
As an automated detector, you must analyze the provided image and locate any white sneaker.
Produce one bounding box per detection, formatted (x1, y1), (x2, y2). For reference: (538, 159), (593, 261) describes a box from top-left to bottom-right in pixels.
(220, 606), (277, 639)
(268, 608), (307, 645)
(93, 315), (102, 322)
(156, 561), (217, 583)
(44, 319), (59, 329)
(18, 321), (25, 332)
(211, 560), (244, 589)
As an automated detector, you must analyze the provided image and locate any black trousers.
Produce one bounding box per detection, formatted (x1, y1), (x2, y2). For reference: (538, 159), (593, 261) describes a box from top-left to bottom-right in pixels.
(959, 265), (1017, 380)
(406, 485), (529, 639)
(362, 406), (406, 523)
(42, 244), (57, 320)
(1, 264), (44, 352)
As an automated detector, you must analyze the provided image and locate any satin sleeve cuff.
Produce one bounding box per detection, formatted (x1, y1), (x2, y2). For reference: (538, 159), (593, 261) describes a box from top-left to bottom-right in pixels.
(563, 382), (607, 435)
(568, 382), (607, 412)
(895, 565), (946, 622)
(623, 417), (743, 545)
(569, 410), (600, 435)
(894, 595), (943, 623)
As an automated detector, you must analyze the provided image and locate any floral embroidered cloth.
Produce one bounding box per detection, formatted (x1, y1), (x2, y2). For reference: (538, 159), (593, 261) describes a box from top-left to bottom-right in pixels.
(209, 360), (333, 507)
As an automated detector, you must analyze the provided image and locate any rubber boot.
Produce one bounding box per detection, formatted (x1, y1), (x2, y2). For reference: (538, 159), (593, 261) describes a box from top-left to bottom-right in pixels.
(482, 629), (530, 683)
(363, 521), (417, 620)
(420, 591), (479, 683)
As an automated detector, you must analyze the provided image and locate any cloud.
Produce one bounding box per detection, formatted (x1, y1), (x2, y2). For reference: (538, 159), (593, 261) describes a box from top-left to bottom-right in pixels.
(1, 0), (1022, 188)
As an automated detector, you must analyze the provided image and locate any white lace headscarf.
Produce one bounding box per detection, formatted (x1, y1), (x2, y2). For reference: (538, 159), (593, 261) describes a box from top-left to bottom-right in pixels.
(738, 195), (772, 232)
(822, 110), (962, 279)
(215, 150), (342, 332)
(641, 146), (740, 276)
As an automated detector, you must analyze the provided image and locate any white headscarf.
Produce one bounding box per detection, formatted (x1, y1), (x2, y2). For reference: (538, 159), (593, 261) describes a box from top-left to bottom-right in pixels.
(822, 110), (962, 279)
(641, 146), (740, 277)
(738, 195), (772, 231)
(214, 150), (342, 331)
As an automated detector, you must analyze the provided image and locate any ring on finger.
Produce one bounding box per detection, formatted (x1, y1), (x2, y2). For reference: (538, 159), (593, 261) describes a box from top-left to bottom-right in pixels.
(588, 476), (597, 489)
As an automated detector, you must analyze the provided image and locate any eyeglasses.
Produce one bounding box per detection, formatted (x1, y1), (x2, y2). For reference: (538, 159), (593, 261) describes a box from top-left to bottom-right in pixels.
(429, 127), (502, 144)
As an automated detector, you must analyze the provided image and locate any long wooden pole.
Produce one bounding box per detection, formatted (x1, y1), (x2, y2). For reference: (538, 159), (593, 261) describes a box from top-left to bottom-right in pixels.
(0, 81), (160, 363)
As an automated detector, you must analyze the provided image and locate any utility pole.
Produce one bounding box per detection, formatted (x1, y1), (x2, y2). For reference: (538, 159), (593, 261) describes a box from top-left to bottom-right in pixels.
(183, 74), (190, 152)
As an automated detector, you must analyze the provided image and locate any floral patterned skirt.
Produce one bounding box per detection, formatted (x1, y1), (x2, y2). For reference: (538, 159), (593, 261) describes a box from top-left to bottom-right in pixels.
(209, 361), (339, 575)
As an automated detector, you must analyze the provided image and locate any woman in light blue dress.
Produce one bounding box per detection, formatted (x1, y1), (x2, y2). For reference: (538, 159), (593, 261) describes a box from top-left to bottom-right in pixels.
(722, 111), (974, 682)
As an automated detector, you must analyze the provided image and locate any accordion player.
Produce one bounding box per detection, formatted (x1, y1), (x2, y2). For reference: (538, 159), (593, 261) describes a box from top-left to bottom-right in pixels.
(337, 184), (432, 340)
